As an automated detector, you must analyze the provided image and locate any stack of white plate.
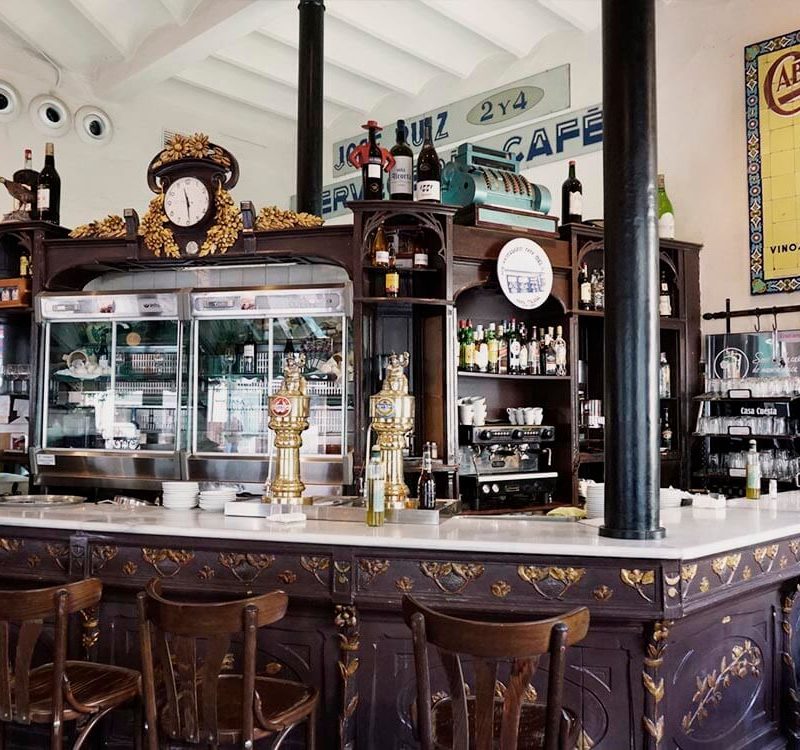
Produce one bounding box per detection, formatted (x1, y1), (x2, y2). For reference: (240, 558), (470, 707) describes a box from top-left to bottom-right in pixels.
(199, 487), (237, 512)
(585, 483), (605, 519)
(162, 481), (199, 509)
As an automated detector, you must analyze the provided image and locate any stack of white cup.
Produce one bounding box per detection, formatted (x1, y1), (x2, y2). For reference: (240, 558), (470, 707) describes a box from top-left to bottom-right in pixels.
(585, 483), (605, 519)
(507, 407), (543, 425)
(458, 397), (488, 426)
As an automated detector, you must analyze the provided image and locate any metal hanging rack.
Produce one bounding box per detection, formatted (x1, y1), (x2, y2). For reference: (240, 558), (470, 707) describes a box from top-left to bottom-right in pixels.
(702, 297), (800, 334)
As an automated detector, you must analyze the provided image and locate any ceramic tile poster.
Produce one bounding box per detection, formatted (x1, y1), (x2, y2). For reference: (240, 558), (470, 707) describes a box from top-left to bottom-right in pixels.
(746, 29), (800, 294)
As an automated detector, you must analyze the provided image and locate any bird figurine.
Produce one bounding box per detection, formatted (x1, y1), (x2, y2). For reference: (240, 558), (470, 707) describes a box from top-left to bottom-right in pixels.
(0, 176), (34, 207)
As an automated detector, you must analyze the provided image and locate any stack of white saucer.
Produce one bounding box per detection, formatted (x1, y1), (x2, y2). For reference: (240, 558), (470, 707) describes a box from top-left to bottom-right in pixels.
(585, 483), (605, 519)
(199, 487), (237, 512)
(161, 481), (199, 509)
(660, 486), (684, 509)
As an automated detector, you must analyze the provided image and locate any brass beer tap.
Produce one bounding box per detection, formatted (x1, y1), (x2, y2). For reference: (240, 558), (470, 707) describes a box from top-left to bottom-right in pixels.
(264, 353), (310, 504)
(369, 352), (415, 508)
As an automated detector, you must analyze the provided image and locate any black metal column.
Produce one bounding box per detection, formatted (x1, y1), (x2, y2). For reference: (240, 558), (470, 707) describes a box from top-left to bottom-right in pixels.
(600, 0), (664, 540)
(295, 0), (325, 216)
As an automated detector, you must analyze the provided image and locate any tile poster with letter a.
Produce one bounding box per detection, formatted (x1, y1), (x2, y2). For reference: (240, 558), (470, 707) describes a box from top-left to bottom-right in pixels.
(746, 28), (800, 294)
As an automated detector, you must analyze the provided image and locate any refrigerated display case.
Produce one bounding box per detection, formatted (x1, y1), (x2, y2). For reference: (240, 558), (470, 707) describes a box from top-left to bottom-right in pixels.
(187, 283), (353, 492)
(34, 291), (187, 488)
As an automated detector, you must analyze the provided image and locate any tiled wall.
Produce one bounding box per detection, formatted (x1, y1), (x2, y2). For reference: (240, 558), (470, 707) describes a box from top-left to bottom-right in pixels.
(83, 263), (349, 291)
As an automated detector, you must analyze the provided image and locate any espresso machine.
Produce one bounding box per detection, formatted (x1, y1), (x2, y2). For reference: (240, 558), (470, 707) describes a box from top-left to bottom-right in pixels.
(458, 424), (557, 511)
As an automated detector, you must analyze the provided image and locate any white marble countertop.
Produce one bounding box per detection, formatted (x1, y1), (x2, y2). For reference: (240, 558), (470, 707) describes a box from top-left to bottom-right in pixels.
(1, 493), (800, 560)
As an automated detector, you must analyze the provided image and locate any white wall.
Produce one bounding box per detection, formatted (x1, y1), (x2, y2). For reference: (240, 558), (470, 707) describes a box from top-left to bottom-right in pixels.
(0, 46), (297, 229)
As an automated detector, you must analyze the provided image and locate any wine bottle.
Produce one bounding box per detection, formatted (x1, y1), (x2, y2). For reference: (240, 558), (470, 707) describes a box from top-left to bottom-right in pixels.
(463, 319), (475, 372)
(497, 322), (508, 375)
(528, 326), (540, 375)
(389, 119), (414, 200)
(415, 120), (441, 202)
(385, 241), (399, 298)
(37, 142), (60, 224)
(660, 407), (673, 454)
(417, 443), (436, 510)
(657, 174), (675, 239)
(475, 324), (488, 373)
(363, 121), (384, 200)
(371, 224), (389, 267)
(366, 446), (386, 526)
(544, 327), (557, 376)
(12, 149), (37, 216)
(578, 263), (592, 310)
(592, 268), (605, 311)
(518, 322), (529, 373)
(561, 160), (582, 225)
(457, 319), (466, 369)
(554, 325), (567, 376)
(659, 352), (671, 399)
(486, 323), (498, 374)
(659, 270), (673, 317)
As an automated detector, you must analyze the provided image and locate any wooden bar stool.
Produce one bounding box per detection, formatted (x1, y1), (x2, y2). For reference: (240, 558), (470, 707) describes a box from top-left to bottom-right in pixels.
(0, 578), (141, 750)
(137, 579), (318, 749)
(402, 596), (590, 750)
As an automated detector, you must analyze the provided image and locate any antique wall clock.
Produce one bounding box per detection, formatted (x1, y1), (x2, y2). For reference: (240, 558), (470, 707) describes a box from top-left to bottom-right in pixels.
(140, 133), (242, 258)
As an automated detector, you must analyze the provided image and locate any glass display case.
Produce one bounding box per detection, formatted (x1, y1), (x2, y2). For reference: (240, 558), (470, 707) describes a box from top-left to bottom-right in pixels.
(34, 291), (186, 488)
(187, 283), (353, 490)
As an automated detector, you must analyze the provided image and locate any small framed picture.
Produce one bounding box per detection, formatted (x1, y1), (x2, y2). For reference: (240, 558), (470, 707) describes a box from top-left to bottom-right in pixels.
(10, 433), (27, 453)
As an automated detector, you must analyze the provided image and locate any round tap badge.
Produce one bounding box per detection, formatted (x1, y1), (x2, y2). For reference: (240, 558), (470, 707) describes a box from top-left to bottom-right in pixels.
(497, 238), (553, 310)
(374, 397), (395, 418)
(270, 396), (292, 418)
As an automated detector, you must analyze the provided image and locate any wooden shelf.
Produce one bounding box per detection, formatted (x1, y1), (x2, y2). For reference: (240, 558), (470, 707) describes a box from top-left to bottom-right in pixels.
(356, 296), (452, 307)
(579, 450), (681, 463)
(457, 371), (570, 381)
(572, 309), (687, 327)
(363, 266), (438, 274)
(0, 452), (29, 464)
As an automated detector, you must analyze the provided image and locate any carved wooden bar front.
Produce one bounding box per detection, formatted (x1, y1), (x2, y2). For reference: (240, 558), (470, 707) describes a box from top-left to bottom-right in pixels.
(0, 524), (795, 749)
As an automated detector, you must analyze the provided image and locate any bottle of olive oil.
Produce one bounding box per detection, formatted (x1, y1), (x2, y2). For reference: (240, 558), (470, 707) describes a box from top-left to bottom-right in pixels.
(366, 446), (385, 526)
(746, 439), (761, 500)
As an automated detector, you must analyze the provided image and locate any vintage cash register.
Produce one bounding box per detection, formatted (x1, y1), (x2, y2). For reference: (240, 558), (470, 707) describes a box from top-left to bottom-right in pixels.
(458, 424), (558, 512)
(441, 143), (557, 234)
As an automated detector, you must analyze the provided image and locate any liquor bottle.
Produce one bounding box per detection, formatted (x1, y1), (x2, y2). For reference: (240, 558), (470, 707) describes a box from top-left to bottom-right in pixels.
(363, 121), (384, 200)
(561, 159), (582, 225)
(12, 149), (37, 216)
(554, 325), (567, 376)
(592, 268), (605, 311)
(660, 407), (673, 454)
(657, 174), (675, 239)
(388, 119), (414, 200)
(415, 120), (441, 202)
(745, 439), (761, 500)
(371, 224), (389, 267)
(417, 443), (437, 510)
(497, 323), (508, 375)
(475, 324), (488, 373)
(659, 352), (671, 398)
(457, 319), (466, 369)
(385, 241), (400, 298)
(463, 320), (475, 372)
(412, 236), (428, 269)
(486, 323), (498, 374)
(37, 143), (60, 224)
(528, 326), (541, 375)
(366, 446), (386, 526)
(578, 263), (592, 310)
(518, 322), (529, 373)
(544, 327), (557, 376)
(507, 319), (522, 375)
(241, 331), (256, 374)
(659, 271), (673, 317)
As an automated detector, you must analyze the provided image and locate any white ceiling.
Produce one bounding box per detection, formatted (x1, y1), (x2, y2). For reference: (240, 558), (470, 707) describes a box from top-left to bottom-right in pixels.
(0, 0), (600, 132)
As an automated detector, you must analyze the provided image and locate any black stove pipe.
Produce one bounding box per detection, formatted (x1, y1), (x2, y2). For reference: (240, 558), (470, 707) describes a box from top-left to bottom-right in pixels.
(295, 0), (325, 216)
(600, 0), (665, 540)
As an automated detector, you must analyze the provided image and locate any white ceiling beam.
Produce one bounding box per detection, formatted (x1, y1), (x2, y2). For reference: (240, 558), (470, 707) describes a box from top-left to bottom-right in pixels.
(213, 33), (383, 114)
(157, 0), (203, 26)
(67, 0), (127, 57)
(94, 0), (281, 98)
(174, 57), (348, 126)
(257, 13), (437, 96)
(325, 0), (502, 80)
(419, 0), (568, 59)
(537, 0), (601, 33)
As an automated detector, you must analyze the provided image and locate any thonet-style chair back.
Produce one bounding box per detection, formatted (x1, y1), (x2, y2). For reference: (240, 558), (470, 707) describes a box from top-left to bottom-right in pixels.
(0, 578), (103, 739)
(402, 595), (590, 750)
(137, 578), (289, 747)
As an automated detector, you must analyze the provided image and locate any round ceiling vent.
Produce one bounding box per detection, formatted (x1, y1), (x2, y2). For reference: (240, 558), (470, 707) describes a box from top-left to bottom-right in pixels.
(0, 81), (20, 123)
(29, 94), (71, 136)
(75, 105), (113, 144)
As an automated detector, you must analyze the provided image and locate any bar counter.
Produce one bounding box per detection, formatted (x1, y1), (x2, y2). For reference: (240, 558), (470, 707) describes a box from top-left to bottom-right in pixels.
(1, 499), (799, 749)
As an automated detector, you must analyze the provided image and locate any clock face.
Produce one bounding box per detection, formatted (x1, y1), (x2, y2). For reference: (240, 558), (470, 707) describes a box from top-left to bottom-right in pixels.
(164, 176), (211, 227)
